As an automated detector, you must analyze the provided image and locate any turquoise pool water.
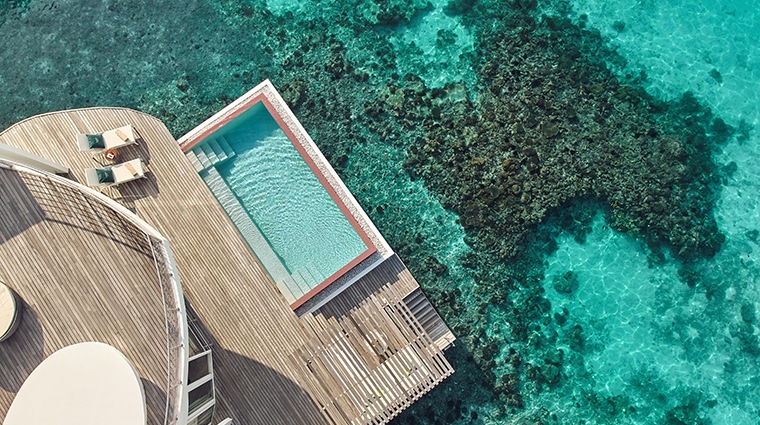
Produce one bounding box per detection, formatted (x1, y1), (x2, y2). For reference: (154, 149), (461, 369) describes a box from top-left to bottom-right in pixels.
(2, 0), (760, 423)
(199, 102), (369, 295)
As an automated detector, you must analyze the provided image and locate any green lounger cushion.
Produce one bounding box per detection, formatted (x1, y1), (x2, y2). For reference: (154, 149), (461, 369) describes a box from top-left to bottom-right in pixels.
(96, 168), (114, 183)
(87, 134), (105, 149)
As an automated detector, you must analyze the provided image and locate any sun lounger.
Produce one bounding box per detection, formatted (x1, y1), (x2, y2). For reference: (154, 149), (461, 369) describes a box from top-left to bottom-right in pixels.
(84, 159), (147, 188)
(77, 125), (137, 152)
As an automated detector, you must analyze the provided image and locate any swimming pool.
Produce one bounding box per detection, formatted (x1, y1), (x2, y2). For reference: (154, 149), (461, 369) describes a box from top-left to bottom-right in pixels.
(185, 100), (375, 308)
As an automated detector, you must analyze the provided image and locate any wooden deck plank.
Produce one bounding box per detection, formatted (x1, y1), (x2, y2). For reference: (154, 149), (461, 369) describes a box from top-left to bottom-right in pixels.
(339, 316), (382, 370)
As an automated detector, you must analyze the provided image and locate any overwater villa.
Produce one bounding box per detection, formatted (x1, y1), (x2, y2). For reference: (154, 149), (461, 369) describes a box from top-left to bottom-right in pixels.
(0, 80), (454, 425)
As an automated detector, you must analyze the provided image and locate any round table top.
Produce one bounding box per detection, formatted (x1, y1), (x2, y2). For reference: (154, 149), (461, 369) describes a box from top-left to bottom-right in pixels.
(105, 149), (118, 161)
(0, 283), (16, 337)
(4, 342), (147, 425)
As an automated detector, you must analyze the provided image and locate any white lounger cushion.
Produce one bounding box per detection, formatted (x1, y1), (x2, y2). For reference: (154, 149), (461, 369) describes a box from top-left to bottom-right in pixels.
(112, 159), (145, 184)
(77, 125), (136, 152)
(102, 125), (136, 149)
(84, 168), (101, 187)
(77, 134), (93, 151)
(84, 159), (146, 188)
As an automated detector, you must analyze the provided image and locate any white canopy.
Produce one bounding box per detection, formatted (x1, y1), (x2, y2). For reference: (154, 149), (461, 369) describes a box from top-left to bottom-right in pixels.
(4, 342), (147, 425)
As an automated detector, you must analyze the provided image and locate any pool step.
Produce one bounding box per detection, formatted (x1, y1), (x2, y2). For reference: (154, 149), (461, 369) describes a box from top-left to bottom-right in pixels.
(291, 270), (311, 294)
(209, 138), (236, 163)
(186, 137), (237, 172)
(298, 265), (324, 290)
(305, 262), (325, 285)
(281, 276), (302, 301)
(199, 167), (292, 303)
(200, 142), (219, 165)
(191, 145), (213, 171)
(208, 140), (226, 162)
(185, 149), (203, 172)
(281, 265), (326, 303)
(217, 136), (236, 159)
(298, 266), (320, 289)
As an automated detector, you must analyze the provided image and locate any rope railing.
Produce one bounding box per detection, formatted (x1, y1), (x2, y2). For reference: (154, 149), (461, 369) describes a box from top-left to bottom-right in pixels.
(0, 158), (188, 425)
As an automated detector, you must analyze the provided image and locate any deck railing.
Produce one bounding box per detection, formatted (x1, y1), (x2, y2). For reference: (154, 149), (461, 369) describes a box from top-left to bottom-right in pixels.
(150, 237), (187, 425)
(0, 158), (188, 425)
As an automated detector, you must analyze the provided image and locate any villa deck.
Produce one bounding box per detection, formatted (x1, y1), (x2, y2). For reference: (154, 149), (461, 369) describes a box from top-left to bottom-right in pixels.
(297, 256), (453, 424)
(0, 107), (453, 424)
(0, 167), (170, 425)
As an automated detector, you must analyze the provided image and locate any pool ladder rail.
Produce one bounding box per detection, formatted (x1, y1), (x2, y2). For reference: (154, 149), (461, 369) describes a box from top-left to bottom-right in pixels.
(186, 136), (236, 172)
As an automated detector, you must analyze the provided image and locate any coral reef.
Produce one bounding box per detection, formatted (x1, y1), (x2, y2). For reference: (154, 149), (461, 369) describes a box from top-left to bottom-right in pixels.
(388, 2), (733, 423)
(361, 0), (433, 25)
(401, 7), (726, 262)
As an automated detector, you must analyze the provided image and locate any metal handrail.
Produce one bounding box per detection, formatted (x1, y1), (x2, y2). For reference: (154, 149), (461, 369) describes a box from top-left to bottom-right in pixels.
(0, 158), (164, 239)
(153, 238), (187, 425)
(187, 313), (213, 353)
(0, 158), (188, 425)
(149, 237), (183, 425)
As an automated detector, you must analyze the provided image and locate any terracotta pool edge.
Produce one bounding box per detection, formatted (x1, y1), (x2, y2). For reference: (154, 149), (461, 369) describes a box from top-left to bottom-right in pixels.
(258, 97), (377, 252)
(289, 247), (376, 310)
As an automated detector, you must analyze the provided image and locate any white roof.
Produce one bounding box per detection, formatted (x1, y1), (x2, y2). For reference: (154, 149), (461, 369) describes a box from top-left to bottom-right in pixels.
(4, 342), (147, 425)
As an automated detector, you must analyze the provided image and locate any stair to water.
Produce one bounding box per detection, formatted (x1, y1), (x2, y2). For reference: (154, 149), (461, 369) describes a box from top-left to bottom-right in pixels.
(305, 262), (325, 285)
(281, 276), (302, 301)
(211, 141), (227, 161)
(299, 265), (320, 289)
(217, 136), (235, 159)
(185, 137), (236, 172)
(185, 150), (203, 172)
(403, 288), (451, 344)
(200, 142), (219, 165)
(291, 269), (310, 294)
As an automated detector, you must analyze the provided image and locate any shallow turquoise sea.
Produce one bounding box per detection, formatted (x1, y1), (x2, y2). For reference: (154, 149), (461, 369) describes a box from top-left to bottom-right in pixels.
(1, 0), (758, 424)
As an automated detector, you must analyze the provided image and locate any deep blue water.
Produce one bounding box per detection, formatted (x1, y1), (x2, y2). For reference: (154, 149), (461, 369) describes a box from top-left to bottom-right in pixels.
(1, 0), (758, 424)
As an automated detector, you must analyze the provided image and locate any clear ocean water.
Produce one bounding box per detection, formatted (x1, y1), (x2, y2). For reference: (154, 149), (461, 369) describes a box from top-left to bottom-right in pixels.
(1, 0), (758, 424)
(211, 102), (367, 283)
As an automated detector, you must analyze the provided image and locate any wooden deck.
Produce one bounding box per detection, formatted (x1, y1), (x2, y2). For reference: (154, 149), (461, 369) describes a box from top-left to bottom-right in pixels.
(295, 256), (453, 424)
(0, 167), (169, 425)
(0, 107), (453, 425)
